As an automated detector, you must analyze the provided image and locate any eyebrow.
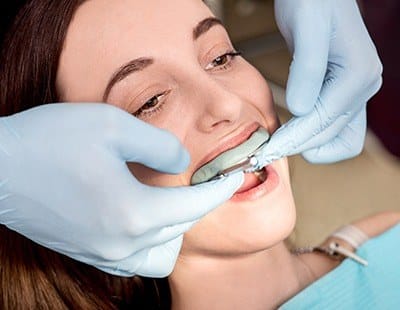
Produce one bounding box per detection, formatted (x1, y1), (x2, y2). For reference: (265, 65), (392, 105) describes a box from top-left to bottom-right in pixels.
(193, 17), (223, 40)
(103, 17), (224, 101)
(103, 57), (153, 101)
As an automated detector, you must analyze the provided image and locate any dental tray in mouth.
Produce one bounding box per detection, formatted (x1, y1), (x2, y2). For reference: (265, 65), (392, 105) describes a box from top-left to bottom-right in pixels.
(190, 127), (270, 185)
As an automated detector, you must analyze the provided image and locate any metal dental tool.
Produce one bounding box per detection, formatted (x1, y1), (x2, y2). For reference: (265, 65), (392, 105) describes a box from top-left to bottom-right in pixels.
(209, 138), (270, 181)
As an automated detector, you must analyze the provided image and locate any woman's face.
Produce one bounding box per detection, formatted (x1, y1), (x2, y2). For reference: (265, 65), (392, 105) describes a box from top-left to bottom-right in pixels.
(57, 0), (296, 257)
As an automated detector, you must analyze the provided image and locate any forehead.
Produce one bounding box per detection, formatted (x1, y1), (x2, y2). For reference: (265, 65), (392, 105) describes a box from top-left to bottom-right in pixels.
(57, 0), (213, 100)
(73, 0), (211, 41)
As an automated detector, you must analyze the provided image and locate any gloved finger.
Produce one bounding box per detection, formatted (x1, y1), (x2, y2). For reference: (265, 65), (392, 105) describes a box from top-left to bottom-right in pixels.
(295, 67), (380, 152)
(284, 6), (331, 116)
(126, 220), (197, 256)
(258, 104), (359, 165)
(94, 247), (149, 277)
(302, 107), (367, 163)
(136, 172), (244, 231)
(92, 222), (195, 277)
(259, 65), (372, 164)
(134, 236), (183, 277)
(257, 108), (328, 164)
(96, 237), (183, 277)
(110, 110), (190, 174)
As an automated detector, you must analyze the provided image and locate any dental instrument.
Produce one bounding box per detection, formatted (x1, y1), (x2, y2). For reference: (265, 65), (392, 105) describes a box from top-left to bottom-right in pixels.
(208, 140), (269, 180)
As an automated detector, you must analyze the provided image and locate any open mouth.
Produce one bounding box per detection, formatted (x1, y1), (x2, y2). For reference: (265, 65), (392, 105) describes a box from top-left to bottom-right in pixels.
(231, 164), (279, 201)
(236, 166), (268, 193)
(191, 126), (270, 185)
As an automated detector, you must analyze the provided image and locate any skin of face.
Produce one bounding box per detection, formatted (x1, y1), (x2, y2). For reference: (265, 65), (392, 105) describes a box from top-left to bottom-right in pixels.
(57, 0), (296, 259)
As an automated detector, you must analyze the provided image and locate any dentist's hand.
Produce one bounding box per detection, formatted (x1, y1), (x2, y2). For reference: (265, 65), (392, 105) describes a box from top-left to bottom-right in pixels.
(0, 103), (243, 277)
(262, 0), (383, 164)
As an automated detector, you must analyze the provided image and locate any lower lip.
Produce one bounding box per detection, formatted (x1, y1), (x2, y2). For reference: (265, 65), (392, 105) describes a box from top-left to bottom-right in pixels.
(230, 165), (280, 202)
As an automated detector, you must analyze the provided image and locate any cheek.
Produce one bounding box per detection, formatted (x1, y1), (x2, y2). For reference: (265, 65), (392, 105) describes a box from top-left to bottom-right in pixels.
(125, 115), (194, 187)
(182, 194), (296, 257)
(231, 62), (280, 130)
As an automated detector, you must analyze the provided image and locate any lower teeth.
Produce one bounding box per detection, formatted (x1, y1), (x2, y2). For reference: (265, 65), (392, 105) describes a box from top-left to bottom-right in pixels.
(253, 168), (267, 182)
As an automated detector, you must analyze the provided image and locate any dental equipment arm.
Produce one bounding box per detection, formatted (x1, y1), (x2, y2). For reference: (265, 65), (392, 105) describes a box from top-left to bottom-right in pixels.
(0, 103), (243, 277)
(261, 0), (383, 164)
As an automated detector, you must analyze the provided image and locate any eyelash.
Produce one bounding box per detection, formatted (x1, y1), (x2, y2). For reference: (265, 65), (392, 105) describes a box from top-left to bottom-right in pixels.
(205, 50), (242, 71)
(133, 50), (242, 119)
(133, 91), (169, 119)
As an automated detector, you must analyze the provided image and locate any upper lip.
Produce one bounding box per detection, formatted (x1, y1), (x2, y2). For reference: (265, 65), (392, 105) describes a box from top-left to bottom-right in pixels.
(195, 122), (260, 171)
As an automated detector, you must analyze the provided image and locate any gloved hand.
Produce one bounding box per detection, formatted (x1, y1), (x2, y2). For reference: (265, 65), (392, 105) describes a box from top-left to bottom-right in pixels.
(260, 0), (383, 164)
(0, 103), (243, 277)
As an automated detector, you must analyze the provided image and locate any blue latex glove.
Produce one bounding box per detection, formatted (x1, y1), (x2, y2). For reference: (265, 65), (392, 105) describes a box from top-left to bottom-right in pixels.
(0, 103), (243, 277)
(260, 0), (383, 164)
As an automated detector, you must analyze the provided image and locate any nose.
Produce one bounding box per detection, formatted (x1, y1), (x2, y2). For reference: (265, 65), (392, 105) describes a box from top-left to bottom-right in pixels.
(194, 74), (243, 133)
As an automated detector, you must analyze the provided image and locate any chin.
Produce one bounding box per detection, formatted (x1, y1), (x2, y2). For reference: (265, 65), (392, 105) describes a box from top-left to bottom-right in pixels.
(181, 158), (297, 257)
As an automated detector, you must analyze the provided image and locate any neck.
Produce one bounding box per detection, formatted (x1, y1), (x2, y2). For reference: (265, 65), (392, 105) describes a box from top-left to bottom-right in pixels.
(168, 242), (314, 310)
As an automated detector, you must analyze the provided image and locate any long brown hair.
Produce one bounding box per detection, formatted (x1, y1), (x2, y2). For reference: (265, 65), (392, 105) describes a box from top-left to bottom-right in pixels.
(0, 1), (170, 308)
